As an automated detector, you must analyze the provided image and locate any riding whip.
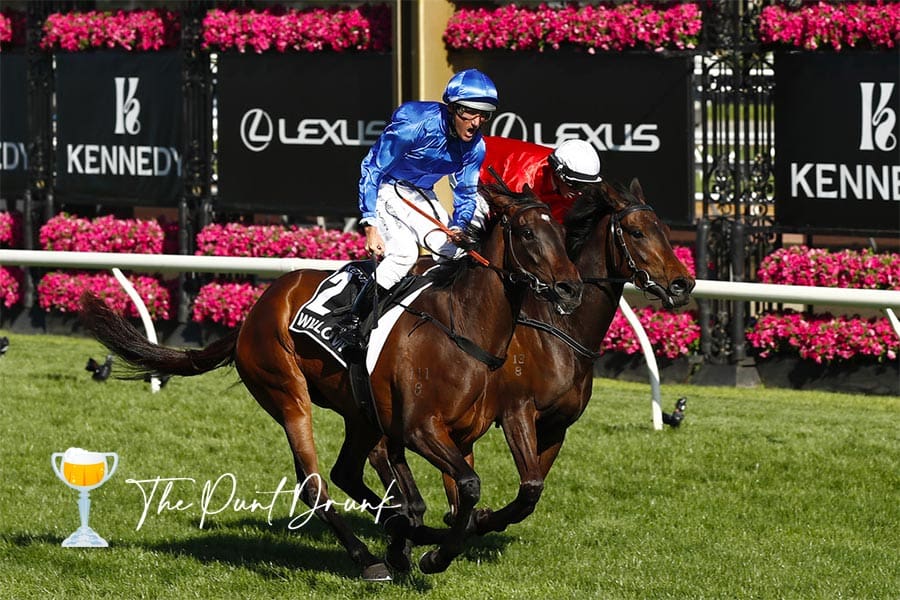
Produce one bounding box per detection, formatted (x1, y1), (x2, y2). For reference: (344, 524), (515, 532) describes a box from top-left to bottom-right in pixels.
(397, 196), (490, 267)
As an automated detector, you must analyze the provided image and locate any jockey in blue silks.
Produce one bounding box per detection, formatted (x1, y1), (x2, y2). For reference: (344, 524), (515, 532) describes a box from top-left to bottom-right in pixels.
(338, 69), (499, 356)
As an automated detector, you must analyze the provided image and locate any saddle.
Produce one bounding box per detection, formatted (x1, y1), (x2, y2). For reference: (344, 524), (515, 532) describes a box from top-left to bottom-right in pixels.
(289, 261), (427, 428)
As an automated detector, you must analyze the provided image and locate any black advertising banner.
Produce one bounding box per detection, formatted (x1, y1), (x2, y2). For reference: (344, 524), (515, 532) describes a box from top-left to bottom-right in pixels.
(775, 52), (900, 233)
(454, 51), (694, 225)
(217, 52), (392, 215)
(55, 51), (183, 205)
(0, 52), (28, 198)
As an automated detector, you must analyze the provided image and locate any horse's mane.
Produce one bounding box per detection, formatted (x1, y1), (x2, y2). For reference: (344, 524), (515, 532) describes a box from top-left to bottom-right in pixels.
(427, 184), (541, 288)
(564, 180), (636, 259)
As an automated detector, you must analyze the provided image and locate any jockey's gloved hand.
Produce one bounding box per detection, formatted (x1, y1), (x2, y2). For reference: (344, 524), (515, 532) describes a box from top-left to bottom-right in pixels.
(448, 226), (478, 251)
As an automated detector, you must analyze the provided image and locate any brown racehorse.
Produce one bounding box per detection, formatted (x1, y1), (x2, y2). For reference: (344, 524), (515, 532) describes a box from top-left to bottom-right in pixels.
(79, 185), (582, 581)
(368, 178), (695, 542)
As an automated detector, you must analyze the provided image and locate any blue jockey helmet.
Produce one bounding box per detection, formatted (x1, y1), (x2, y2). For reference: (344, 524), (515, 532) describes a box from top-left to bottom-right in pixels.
(442, 69), (498, 113)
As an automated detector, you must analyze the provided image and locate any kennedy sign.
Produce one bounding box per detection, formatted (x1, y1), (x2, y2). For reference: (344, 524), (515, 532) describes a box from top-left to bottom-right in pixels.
(55, 52), (183, 205)
(0, 52), (27, 198)
(217, 52), (392, 215)
(456, 51), (694, 224)
(775, 52), (900, 233)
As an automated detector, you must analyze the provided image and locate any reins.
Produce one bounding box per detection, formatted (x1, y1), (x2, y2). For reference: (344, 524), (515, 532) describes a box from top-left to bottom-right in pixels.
(517, 202), (664, 362)
(391, 185), (563, 370)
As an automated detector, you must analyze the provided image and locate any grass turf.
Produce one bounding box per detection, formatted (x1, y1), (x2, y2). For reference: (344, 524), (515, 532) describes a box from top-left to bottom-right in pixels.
(0, 331), (897, 599)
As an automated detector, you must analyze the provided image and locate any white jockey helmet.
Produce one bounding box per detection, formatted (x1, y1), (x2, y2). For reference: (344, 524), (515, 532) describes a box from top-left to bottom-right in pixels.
(443, 69), (498, 113)
(548, 139), (602, 184)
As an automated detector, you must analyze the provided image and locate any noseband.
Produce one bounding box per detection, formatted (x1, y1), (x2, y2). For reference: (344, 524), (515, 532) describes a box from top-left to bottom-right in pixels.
(499, 201), (560, 299)
(609, 204), (669, 299)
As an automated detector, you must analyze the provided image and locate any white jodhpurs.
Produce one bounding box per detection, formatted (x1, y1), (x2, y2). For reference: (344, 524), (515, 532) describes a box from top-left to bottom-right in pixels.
(373, 181), (462, 289)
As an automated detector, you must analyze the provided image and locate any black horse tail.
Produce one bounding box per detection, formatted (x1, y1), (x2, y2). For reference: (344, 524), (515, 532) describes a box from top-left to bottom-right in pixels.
(79, 293), (237, 379)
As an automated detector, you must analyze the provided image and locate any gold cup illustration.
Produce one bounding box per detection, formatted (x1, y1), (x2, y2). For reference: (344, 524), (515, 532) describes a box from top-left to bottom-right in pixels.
(51, 447), (119, 547)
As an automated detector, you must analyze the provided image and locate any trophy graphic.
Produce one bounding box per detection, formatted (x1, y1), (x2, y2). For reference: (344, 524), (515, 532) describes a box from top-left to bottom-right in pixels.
(51, 447), (119, 547)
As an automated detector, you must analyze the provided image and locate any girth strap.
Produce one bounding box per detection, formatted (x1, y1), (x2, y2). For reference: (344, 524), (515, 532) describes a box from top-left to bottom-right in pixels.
(515, 316), (601, 361)
(402, 306), (507, 371)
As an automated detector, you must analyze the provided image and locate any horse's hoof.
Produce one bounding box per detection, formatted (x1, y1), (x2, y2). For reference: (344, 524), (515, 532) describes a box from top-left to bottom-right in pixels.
(385, 541), (413, 573)
(473, 507), (494, 534)
(382, 513), (409, 537)
(361, 562), (392, 582)
(419, 550), (449, 574)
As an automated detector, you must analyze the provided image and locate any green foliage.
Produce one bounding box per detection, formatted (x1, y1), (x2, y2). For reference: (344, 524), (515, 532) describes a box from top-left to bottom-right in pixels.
(0, 331), (897, 599)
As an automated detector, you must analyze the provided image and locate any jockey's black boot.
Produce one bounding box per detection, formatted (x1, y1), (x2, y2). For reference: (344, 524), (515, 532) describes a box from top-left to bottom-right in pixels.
(337, 279), (383, 361)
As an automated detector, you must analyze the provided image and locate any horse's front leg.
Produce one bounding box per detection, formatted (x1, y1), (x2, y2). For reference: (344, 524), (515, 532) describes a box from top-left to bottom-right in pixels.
(407, 423), (481, 575)
(471, 407), (566, 536)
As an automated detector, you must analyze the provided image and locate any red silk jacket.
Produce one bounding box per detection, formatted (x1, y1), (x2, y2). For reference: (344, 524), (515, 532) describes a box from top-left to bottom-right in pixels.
(479, 136), (575, 222)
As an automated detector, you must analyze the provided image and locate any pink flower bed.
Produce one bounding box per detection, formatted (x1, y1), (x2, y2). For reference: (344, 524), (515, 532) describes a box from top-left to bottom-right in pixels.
(195, 223), (367, 260)
(0, 10), (25, 49)
(444, 2), (702, 53)
(27, 214), (174, 316)
(757, 245), (899, 290)
(37, 271), (172, 319)
(41, 9), (181, 52)
(750, 246), (899, 364)
(759, 1), (900, 51)
(0, 211), (24, 309)
(191, 281), (268, 328)
(0, 211), (21, 246)
(747, 310), (898, 363)
(0, 267), (21, 309)
(201, 5), (391, 53)
(598, 245), (698, 358)
(602, 306), (701, 359)
(40, 213), (166, 254)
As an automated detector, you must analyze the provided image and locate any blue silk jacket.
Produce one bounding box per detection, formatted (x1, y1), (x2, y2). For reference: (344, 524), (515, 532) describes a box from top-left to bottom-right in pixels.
(358, 101), (485, 228)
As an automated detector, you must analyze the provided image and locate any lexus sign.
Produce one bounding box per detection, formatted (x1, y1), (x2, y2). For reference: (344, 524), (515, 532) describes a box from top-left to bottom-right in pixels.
(217, 52), (392, 215)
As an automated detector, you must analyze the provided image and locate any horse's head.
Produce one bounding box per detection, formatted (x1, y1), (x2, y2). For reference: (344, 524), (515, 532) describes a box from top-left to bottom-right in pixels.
(479, 183), (583, 314)
(567, 179), (694, 309)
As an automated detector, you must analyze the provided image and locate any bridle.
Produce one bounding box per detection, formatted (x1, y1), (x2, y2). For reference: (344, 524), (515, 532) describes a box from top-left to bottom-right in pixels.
(498, 200), (564, 301)
(582, 203), (670, 302)
(515, 201), (671, 362)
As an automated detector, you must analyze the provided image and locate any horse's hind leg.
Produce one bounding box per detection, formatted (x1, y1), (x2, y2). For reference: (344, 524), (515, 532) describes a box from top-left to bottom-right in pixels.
(329, 422), (413, 573)
(242, 375), (391, 582)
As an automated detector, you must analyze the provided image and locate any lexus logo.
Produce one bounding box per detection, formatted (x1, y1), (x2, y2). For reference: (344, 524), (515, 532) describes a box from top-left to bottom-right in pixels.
(489, 112), (530, 140)
(241, 108), (274, 152)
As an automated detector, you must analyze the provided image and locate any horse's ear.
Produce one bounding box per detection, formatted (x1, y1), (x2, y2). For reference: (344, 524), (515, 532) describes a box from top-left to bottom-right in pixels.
(480, 183), (514, 212)
(629, 178), (646, 203)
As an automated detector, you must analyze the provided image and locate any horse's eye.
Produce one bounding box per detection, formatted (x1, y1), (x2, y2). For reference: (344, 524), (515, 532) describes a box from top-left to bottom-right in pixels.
(629, 229), (644, 239)
(520, 228), (534, 240)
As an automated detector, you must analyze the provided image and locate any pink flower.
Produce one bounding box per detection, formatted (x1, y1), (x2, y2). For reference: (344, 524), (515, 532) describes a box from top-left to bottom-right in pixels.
(40, 9), (180, 52)
(0, 211), (23, 246)
(191, 280), (267, 327)
(37, 271), (173, 319)
(759, 2), (900, 50)
(747, 310), (899, 364)
(443, 3), (702, 52)
(0, 267), (22, 308)
(601, 306), (701, 359)
(201, 6), (391, 54)
(195, 223), (367, 260)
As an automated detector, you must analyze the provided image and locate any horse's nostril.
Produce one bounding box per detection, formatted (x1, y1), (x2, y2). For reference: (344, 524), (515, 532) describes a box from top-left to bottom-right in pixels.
(670, 277), (694, 296)
(556, 281), (584, 301)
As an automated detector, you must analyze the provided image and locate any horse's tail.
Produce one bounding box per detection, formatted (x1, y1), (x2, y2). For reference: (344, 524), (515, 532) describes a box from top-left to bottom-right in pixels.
(79, 293), (237, 379)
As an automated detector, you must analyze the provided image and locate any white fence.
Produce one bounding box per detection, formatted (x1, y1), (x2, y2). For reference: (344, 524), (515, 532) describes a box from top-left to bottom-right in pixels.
(3, 249), (899, 429)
